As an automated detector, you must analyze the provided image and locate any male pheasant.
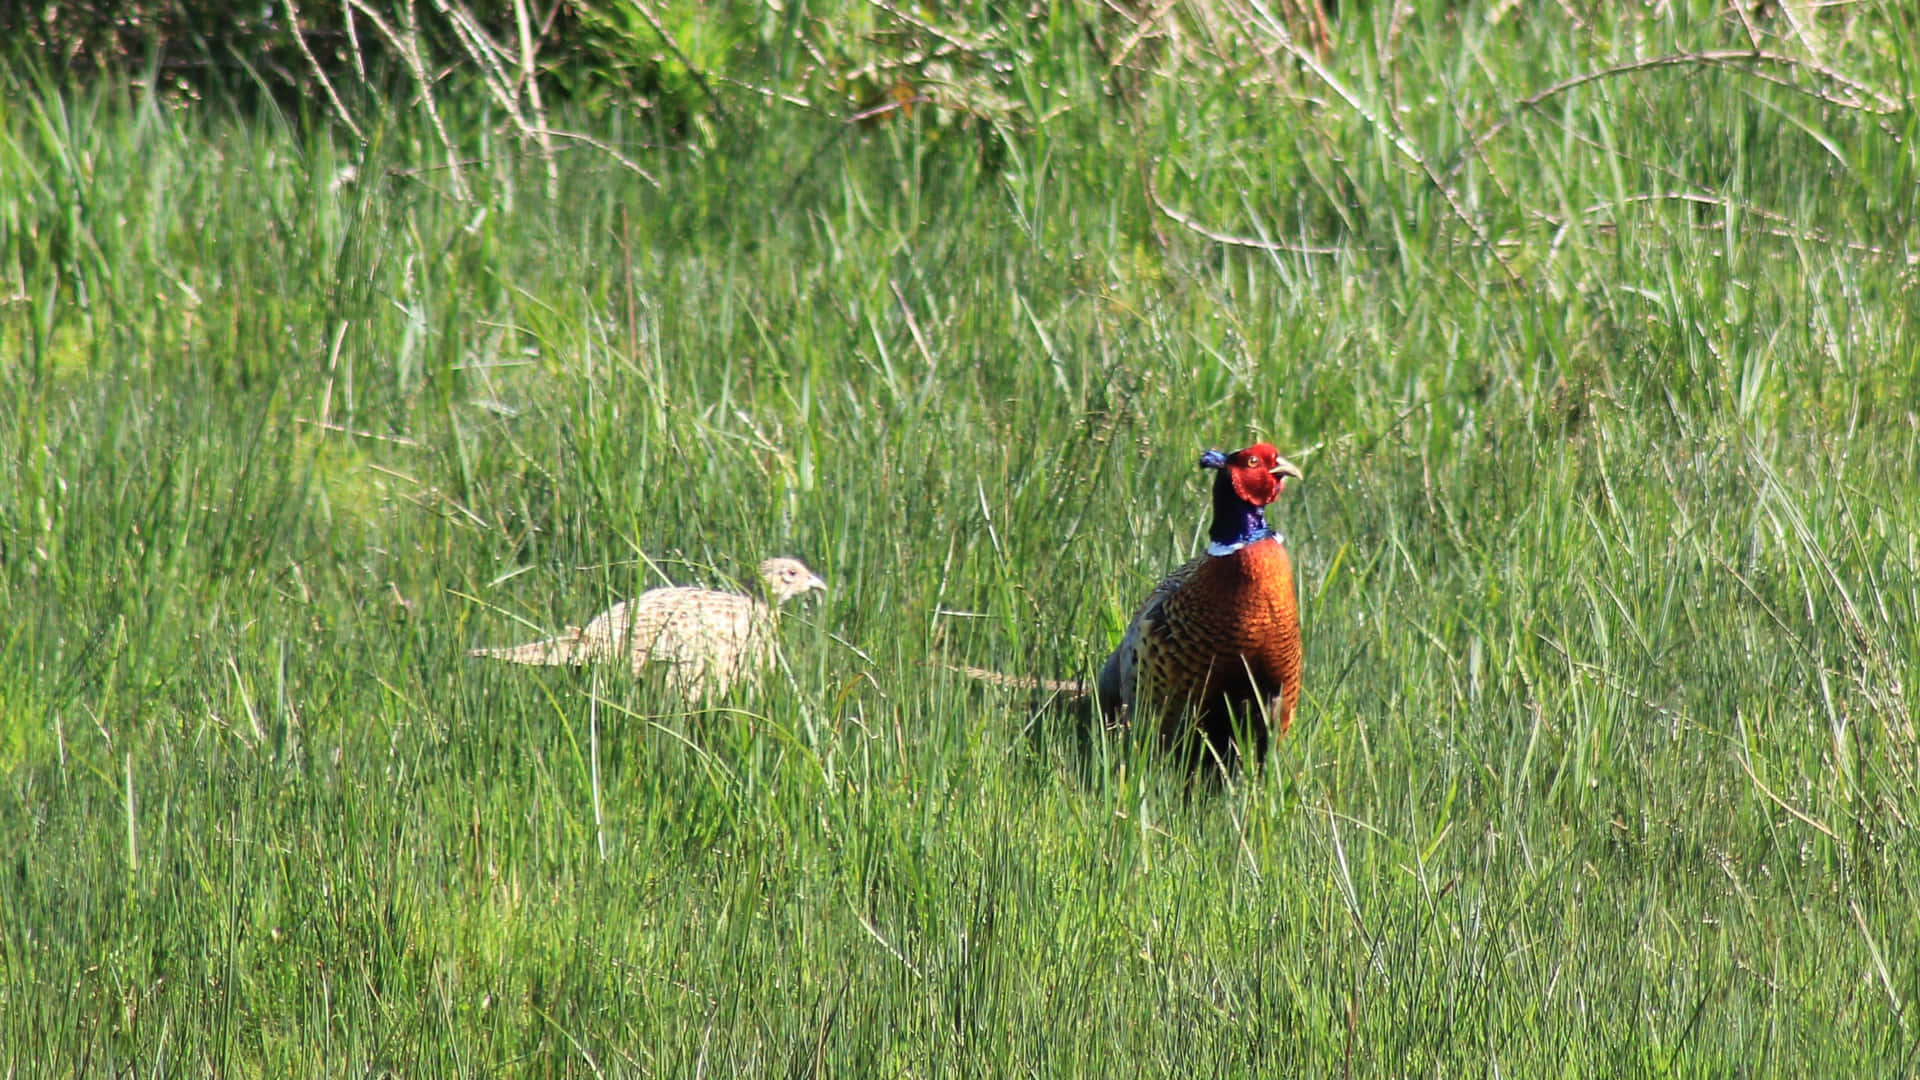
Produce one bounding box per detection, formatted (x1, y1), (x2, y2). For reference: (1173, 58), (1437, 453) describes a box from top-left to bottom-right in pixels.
(469, 556), (826, 700)
(1096, 443), (1303, 773)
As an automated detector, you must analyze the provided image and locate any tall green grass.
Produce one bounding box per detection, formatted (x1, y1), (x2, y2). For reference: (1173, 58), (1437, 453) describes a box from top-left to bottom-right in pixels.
(2, 1), (1917, 1073)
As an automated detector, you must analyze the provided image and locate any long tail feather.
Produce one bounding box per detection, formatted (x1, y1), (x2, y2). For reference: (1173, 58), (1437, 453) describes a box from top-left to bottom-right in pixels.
(467, 631), (591, 666)
(947, 663), (1090, 696)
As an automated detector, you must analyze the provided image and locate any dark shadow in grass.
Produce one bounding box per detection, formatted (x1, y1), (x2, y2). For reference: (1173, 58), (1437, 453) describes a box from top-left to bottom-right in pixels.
(955, 663), (1292, 798)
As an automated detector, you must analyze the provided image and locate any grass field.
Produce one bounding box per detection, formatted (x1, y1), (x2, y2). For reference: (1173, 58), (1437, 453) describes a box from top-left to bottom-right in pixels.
(3, 1), (1918, 1074)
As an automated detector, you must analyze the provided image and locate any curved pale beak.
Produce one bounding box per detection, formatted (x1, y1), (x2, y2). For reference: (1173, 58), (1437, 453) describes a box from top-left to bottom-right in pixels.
(805, 573), (828, 594)
(1269, 457), (1303, 482)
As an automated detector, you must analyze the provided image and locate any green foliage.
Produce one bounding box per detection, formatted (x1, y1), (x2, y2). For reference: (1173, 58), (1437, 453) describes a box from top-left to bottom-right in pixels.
(2, 1), (1918, 1073)
(6, 0), (1042, 136)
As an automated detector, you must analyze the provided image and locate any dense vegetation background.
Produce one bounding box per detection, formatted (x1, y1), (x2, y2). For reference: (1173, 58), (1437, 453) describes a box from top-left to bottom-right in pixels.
(2, 0), (1917, 1074)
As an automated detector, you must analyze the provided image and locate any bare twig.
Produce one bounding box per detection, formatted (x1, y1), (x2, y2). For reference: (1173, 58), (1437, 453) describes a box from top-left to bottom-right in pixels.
(434, 0), (514, 94)
(344, 0), (366, 82)
(1450, 49), (1904, 179)
(1849, 899), (1905, 1019)
(1731, 0), (1765, 52)
(1145, 168), (1346, 255)
(345, 0), (472, 201)
(710, 73), (815, 109)
(852, 904), (925, 980)
(1735, 748), (1839, 841)
(846, 96), (934, 125)
(295, 418), (424, 447)
(1106, 0), (1180, 73)
(1776, 1), (1828, 68)
(890, 279), (935, 365)
(433, 0), (523, 116)
(1235, 0), (1519, 280)
(866, 0), (997, 55)
(284, 0), (366, 143)
(1571, 191), (1918, 263)
(513, 0), (559, 200)
(531, 129), (661, 187)
(430, 0), (567, 200)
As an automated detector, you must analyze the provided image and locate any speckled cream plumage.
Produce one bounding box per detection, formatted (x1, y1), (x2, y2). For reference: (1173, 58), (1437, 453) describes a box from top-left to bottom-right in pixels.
(1096, 444), (1303, 772)
(469, 557), (826, 700)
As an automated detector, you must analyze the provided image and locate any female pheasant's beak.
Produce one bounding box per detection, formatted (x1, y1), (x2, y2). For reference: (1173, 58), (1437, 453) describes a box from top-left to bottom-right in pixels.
(804, 572), (828, 594)
(1270, 458), (1303, 482)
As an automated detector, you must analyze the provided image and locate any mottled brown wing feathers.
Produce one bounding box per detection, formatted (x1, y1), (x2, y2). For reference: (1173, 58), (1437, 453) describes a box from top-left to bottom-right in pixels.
(1095, 555), (1203, 721)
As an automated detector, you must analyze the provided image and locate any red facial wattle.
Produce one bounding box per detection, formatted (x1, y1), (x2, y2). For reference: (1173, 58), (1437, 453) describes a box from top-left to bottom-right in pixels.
(1227, 443), (1284, 507)
(1230, 463), (1280, 507)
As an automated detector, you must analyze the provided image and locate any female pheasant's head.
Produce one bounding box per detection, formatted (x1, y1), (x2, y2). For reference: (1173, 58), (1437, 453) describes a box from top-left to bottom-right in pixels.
(758, 557), (828, 605)
(1200, 443), (1302, 555)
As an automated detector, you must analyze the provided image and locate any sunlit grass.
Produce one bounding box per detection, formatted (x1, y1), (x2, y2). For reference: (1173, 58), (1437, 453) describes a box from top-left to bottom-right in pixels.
(1, 2), (1917, 1073)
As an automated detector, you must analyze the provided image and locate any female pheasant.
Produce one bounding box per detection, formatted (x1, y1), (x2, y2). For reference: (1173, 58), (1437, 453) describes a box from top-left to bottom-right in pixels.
(469, 557), (826, 701)
(1096, 444), (1303, 773)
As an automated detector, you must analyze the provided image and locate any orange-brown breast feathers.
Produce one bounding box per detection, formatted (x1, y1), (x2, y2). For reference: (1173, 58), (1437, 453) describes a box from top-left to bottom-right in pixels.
(1098, 536), (1301, 764)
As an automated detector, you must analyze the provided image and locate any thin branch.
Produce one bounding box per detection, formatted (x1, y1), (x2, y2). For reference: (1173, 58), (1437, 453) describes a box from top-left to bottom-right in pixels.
(346, 0), (471, 201)
(1145, 168), (1346, 256)
(890, 278), (935, 365)
(852, 904), (926, 980)
(710, 73), (815, 110)
(1450, 49), (1904, 179)
(1573, 191), (1918, 263)
(1106, 0), (1180, 73)
(432, 0), (518, 107)
(294, 418), (425, 446)
(1236, 0), (1518, 280)
(1520, 48), (1897, 115)
(343, 0), (366, 82)
(284, 0), (366, 143)
(513, 0), (559, 201)
(845, 95), (933, 125)
(432, 0), (566, 200)
(533, 128), (661, 188)
(1736, 749), (1840, 841)
(865, 0), (997, 55)
(1849, 899), (1905, 1018)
